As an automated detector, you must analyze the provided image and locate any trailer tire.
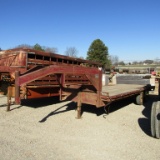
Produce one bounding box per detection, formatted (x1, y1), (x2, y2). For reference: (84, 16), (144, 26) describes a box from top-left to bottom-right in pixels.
(155, 101), (160, 139)
(151, 102), (157, 137)
(136, 94), (143, 105)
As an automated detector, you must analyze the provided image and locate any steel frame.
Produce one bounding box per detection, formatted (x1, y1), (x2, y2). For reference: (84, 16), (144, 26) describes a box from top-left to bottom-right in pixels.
(0, 48), (104, 118)
(0, 48), (148, 118)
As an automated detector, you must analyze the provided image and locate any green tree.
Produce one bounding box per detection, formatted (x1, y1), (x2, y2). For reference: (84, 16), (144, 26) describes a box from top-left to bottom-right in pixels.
(86, 39), (110, 68)
(33, 43), (44, 51)
(144, 60), (154, 64)
(118, 61), (125, 65)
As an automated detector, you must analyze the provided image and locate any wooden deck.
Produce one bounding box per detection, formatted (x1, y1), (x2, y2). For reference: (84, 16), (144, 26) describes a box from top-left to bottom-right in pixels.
(102, 84), (145, 97)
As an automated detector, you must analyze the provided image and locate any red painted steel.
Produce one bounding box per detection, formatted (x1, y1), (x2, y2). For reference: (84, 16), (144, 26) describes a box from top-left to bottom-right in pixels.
(15, 71), (20, 104)
(18, 65), (101, 87)
(0, 48), (104, 108)
(0, 48), (148, 115)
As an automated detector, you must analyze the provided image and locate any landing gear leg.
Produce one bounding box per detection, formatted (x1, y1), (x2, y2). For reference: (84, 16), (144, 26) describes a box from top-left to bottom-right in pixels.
(76, 93), (82, 119)
(7, 86), (12, 111)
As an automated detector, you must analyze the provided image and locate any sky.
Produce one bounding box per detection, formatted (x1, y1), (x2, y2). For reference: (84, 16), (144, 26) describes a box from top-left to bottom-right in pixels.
(0, 0), (160, 62)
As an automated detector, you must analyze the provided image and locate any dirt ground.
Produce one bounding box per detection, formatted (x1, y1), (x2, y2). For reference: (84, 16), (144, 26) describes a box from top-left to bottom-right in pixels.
(0, 84), (160, 160)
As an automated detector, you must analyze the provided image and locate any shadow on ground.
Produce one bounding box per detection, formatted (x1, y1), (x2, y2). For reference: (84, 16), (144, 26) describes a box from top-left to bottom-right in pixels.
(38, 98), (135, 123)
(0, 96), (62, 111)
(21, 96), (60, 108)
(81, 97), (135, 117)
(39, 101), (77, 122)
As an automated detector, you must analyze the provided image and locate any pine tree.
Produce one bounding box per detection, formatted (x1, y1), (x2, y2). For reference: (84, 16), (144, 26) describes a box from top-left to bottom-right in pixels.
(87, 39), (110, 68)
(33, 44), (44, 51)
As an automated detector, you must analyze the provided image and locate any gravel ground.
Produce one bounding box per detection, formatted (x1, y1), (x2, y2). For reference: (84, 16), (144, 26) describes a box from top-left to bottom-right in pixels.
(0, 85), (160, 160)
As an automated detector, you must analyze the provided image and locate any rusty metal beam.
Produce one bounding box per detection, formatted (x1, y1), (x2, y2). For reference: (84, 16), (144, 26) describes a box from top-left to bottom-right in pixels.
(0, 66), (26, 73)
(18, 65), (101, 89)
(15, 71), (20, 104)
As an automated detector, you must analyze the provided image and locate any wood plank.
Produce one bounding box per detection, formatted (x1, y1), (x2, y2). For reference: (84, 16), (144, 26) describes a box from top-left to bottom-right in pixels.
(102, 84), (145, 96)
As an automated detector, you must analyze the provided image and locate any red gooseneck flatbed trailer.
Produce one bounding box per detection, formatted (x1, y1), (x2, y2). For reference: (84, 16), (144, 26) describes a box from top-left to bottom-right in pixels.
(0, 48), (151, 118)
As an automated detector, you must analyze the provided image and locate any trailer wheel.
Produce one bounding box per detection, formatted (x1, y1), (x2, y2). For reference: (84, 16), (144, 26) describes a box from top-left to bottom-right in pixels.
(151, 102), (157, 137)
(155, 101), (160, 138)
(151, 101), (160, 139)
(136, 94), (143, 105)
